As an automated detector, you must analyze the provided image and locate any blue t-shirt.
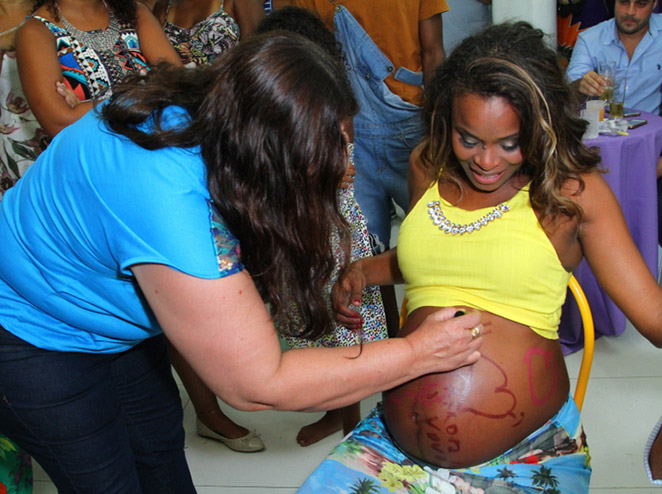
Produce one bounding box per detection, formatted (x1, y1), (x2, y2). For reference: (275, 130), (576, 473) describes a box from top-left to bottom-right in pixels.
(0, 105), (244, 353)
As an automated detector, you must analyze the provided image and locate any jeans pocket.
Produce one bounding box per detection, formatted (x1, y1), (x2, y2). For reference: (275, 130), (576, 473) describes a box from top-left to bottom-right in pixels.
(393, 67), (423, 87)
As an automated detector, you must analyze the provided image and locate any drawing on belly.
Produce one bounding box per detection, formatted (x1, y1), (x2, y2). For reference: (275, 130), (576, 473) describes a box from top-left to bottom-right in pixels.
(460, 355), (524, 425)
(523, 346), (560, 406)
(397, 355), (525, 461)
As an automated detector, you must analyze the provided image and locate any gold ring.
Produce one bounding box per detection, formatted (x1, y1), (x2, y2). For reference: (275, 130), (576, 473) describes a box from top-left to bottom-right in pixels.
(470, 326), (482, 339)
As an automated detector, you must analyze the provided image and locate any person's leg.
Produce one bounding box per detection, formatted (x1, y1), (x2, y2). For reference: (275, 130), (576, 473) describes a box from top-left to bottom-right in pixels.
(341, 403), (361, 436)
(352, 135), (400, 336)
(112, 335), (195, 493)
(354, 117), (424, 338)
(0, 325), (144, 493)
(381, 117), (425, 215)
(168, 342), (251, 438)
(295, 402), (361, 447)
(352, 133), (392, 253)
(296, 409), (343, 447)
(167, 342), (264, 452)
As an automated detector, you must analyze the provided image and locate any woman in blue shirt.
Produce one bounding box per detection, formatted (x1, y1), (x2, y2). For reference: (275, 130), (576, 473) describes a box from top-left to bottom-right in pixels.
(0, 33), (483, 493)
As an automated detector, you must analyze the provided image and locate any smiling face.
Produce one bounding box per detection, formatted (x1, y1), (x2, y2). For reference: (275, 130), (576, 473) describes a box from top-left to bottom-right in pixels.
(451, 93), (525, 194)
(615, 0), (656, 35)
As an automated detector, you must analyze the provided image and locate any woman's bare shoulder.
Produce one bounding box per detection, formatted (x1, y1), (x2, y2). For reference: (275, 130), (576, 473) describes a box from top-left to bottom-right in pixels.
(560, 170), (609, 203)
(15, 14), (56, 52)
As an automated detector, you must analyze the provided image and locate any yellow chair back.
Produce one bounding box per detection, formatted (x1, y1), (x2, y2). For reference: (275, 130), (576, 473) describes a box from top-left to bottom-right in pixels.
(567, 274), (594, 412)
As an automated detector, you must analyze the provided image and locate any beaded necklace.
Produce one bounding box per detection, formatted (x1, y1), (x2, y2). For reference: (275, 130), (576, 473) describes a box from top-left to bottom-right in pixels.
(427, 200), (510, 235)
(54, 1), (120, 52)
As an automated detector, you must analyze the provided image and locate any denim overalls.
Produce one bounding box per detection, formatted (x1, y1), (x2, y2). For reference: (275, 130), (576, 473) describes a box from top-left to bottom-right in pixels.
(334, 5), (426, 252)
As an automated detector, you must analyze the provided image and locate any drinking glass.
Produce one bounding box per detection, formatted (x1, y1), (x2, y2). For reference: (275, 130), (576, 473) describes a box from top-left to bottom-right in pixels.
(598, 61), (616, 103)
(610, 76), (627, 119)
(581, 107), (600, 139)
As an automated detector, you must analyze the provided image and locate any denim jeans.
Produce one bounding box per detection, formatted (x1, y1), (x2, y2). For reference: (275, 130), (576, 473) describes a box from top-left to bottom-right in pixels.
(0, 327), (195, 494)
(334, 5), (426, 252)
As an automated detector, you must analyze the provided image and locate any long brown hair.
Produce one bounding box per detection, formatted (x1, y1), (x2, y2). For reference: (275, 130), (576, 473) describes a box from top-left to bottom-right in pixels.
(102, 33), (359, 339)
(419, 21), (602, 221)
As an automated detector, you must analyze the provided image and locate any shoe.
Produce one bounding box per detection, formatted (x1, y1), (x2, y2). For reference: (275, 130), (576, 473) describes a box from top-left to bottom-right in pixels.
(644, 415), (662, 485)
(195, 418), (265, 452)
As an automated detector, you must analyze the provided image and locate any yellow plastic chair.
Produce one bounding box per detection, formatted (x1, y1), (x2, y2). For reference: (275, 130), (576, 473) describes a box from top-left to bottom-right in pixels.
(567, 274), (594, 412)
(397, 274), (595, 411)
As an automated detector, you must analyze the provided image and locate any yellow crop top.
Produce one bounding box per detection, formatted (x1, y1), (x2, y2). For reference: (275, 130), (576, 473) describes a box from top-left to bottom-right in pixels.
(397, 182), (572, 339)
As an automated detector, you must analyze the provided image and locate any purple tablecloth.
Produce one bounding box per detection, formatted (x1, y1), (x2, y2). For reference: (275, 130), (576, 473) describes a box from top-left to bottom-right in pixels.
(560, 110), (662, 354)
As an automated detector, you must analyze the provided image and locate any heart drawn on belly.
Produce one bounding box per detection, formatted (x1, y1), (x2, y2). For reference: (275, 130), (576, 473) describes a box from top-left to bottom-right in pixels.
(459, 354), (525, 427)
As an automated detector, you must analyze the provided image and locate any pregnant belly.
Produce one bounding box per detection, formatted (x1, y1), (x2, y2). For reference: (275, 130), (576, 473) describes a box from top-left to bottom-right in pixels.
(382, 307), (570, 469)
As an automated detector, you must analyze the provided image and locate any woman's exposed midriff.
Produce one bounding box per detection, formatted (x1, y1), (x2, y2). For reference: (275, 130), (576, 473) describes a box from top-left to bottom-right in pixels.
(382, 305), (570, 469)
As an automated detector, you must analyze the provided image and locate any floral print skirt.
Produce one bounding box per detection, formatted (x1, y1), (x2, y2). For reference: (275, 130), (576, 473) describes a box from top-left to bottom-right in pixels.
(297, 396), (591, 494)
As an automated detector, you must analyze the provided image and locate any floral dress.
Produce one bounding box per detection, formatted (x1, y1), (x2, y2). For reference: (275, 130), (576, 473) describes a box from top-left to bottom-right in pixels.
(0, 42), (35, 494)
(278, 144), (388, 349)
(0, 51), (48, 200)
(163, 0), (239, 66)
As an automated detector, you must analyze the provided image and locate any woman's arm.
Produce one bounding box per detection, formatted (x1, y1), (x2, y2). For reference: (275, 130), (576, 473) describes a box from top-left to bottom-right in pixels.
(419, 13), (445, 86)
(16, 9), (180, 138)
(16, 18), (93, 137)
(132, 263), (482, 412)
(135, 2), (182, 65)
(578, 172), (662, 347)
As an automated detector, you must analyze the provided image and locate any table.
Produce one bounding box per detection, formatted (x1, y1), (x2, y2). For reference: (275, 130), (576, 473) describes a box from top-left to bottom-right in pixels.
(560, 110), (662, 354)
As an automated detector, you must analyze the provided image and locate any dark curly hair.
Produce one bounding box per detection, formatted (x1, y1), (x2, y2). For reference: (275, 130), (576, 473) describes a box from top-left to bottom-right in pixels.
(32, 0), (138, 25)
(101, 33), (359, 339)
(254, 6), (344, 64)
(418, 21), (602, 222)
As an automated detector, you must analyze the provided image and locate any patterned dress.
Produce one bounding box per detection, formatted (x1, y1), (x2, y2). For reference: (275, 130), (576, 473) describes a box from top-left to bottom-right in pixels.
(0, 33), (35, 494)
(32, 15), (149, 101)
(279, 145), (387, 349)
(163, 0), (239, 66)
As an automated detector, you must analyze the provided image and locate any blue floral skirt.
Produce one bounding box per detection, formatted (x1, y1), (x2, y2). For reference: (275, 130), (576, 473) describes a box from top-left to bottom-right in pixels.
(297, 395), (590, 493)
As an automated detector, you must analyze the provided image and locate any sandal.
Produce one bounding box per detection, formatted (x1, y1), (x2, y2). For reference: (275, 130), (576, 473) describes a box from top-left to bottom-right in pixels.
(196, 417), (265, 452)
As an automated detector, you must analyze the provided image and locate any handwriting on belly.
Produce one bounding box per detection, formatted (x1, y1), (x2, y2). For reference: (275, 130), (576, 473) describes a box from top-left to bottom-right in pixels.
(393, 355), (524, 461)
